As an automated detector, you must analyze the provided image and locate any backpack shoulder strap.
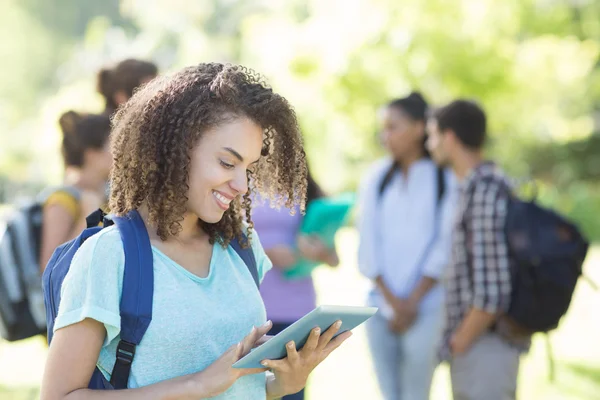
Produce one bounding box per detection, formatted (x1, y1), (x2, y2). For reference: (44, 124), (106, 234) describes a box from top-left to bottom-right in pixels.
(377, 162), (399, 199)
(109, 210), (154, 389)
(436, 167), (446, 207)
(230, 233), (259, 289)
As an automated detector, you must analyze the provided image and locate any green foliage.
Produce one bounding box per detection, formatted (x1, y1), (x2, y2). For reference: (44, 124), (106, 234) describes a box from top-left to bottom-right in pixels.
(0, 0), (599, 237)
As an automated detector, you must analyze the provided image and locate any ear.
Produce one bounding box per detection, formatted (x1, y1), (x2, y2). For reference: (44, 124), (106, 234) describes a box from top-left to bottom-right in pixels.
(444, 129), (459, 149)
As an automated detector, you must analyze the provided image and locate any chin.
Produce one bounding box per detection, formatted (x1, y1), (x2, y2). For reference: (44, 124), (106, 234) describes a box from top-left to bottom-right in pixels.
(198, 210), (226, 224)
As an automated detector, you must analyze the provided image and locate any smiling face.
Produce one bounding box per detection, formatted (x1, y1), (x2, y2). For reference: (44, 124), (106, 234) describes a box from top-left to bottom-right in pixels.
(187, 116), (263, 223)
(109, 63), (308, 243)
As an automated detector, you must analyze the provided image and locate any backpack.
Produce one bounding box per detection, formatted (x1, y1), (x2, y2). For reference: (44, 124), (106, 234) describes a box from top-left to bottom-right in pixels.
(0, 186), (80, 342)
(502, 185), (589, 333)
(42, 209), (259, 390)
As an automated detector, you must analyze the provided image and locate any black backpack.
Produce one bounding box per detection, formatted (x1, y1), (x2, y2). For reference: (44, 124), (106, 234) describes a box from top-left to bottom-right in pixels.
(0, 186), (80, 341)
(503, 186), (589, 333)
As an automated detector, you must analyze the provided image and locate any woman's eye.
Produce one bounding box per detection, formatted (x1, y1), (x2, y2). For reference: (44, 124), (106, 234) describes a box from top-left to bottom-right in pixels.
(220, 160), (234, 170)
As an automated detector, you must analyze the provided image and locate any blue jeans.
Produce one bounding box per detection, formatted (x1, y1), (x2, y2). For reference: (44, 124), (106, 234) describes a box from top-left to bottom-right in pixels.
(366, 308), (444, 400)
(268, 322), (305, 400)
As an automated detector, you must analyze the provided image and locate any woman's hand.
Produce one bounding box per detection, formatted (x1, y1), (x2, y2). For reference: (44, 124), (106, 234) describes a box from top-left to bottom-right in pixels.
(297, 235), (338, 266)
(262, 320), (352, 397)
(195, 321), (272, 398)
(388, 298), (418, 334)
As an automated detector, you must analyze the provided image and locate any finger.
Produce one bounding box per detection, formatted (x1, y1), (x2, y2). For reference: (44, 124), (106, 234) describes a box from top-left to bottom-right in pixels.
(324, 330), (353, 355)
(253, 334), (274, 348)
(239, 367), (269, 377)
(301, 327), (320, 353)
(285, 340), (300, 364)
(261, 358), (288, 372)
(317, 320), (342, 351)
(240, 326), (259, 356)
(241, 321), (272, 355)
(254, 320), (273, 340)
(229, 341), (243, 362)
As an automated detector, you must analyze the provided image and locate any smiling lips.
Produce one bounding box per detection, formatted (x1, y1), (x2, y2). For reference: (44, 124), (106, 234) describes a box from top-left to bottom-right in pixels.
(213, 190), (234, 210)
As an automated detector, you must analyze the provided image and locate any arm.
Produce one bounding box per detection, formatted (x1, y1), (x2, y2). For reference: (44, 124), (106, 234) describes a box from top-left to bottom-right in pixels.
(357, 172), (381, 279)
(296, 235), (339, 267)
(39, 204), (76, 273)
(41, 319), (272, 400)
(375, 275), (397, 306)
(407, 277), (437, 306)
(264, 246), (297, 270)
(451, 182), (512, 355)
(41, 319), (202, 400)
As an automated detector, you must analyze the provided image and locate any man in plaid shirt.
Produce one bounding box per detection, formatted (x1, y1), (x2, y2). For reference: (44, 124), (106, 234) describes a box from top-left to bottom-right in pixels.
(427, 100), (526, 400)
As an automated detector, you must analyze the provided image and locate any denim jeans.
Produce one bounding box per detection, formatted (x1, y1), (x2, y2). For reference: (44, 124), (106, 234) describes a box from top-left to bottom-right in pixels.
(366, 308), (444, 400)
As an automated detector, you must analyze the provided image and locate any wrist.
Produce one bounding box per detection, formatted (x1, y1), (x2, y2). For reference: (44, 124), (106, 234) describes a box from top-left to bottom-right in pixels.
(266, 374), (287, 399)
(186, 372), (207, 399)
(407, 293), (421, 307)
(162, 373), (207, 400)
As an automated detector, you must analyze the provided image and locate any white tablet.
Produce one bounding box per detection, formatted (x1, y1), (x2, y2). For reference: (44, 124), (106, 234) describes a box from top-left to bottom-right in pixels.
(233, 305), (378, 369)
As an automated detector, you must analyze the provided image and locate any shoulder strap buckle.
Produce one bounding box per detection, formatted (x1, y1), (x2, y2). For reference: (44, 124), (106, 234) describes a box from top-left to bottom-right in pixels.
(116, 340), (136, 365)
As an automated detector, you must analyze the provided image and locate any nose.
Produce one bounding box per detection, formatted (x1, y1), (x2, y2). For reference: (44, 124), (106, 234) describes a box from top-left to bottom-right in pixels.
(229, 169), (249, 196)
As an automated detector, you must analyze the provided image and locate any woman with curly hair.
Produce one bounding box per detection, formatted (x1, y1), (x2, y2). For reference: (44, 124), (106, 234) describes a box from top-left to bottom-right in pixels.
(40, 63), (351, 400)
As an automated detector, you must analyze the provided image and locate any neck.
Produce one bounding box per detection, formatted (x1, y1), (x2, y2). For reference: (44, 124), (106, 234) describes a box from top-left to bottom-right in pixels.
(179, 213), (206, 241)
(396, 151), (424, 176)
(64, 167), (106, 196)
(138, 207), (208, 244)
(451, 148), (484, 180)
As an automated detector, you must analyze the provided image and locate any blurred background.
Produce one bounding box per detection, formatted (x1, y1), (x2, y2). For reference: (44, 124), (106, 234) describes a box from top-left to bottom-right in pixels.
(1, 0), (599, 399)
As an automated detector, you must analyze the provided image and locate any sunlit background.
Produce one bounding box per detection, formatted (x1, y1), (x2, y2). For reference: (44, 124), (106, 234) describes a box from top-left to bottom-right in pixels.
(1, 0), (600, 399)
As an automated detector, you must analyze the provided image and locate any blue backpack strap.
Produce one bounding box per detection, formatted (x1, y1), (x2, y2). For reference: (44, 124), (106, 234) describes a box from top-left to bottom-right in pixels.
(109, 210), (154, 389)
(230, 233), (259, 289)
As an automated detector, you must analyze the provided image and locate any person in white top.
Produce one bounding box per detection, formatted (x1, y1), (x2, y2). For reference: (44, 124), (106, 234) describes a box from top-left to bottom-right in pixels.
(357, 92), (457, 400)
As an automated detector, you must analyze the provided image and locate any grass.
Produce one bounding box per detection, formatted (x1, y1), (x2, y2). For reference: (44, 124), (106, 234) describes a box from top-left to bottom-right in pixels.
(1, 228), (599, 399)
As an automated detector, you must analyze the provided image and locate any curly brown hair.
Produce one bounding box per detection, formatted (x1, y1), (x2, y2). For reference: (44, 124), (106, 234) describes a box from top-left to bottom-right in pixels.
(109, 63), (308, 247)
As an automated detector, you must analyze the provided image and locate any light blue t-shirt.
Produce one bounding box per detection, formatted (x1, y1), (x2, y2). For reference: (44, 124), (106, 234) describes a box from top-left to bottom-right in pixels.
(54, 225), (273, 399)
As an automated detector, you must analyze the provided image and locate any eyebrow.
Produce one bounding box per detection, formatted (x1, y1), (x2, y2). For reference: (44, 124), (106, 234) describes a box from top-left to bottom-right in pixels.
(223, 147), (260, 165)
(224, 147), (244, 162)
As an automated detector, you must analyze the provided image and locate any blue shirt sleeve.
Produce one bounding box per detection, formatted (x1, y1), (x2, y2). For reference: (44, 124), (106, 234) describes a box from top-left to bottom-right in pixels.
(249, 228), (273, 283)
(54, 227), (125, 347)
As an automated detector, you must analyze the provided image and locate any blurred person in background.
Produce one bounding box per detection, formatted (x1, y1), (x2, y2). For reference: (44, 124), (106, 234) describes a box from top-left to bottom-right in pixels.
(427, 100), (527, 400)
(357, 92), (456, 400)
(251, 168), (339, 400)
(39, 111), (112, 272)
(97, 58), (158, 116)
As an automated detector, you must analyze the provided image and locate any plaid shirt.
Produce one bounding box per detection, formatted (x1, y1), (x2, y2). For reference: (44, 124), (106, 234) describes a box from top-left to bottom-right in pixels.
(440, 162), (515, 360)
